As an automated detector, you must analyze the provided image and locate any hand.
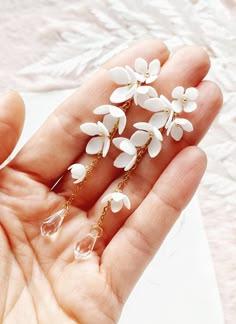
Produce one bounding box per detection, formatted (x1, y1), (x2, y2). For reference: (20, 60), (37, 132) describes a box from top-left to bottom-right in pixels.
(0, 39), (222, 323)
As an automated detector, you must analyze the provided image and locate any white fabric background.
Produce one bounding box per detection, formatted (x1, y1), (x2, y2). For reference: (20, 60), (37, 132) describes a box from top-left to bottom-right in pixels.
(0, 0), (235, 323)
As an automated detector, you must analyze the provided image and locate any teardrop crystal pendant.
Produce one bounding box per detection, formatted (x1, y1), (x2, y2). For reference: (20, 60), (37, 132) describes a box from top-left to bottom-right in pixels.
(40, 208), (66, 236)
(74, 230), (99, 259)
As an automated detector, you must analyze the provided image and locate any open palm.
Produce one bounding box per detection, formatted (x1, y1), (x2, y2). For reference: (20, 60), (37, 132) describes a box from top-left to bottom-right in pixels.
(0, 39), (222, 324)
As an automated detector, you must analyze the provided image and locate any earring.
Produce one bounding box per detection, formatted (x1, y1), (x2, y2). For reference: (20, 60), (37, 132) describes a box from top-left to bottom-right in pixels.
(40, 57), (199, 260)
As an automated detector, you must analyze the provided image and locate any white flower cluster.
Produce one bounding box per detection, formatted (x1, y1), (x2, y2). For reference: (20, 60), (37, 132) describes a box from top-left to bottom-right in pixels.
(142, 86), (198, 141)
(67, 58), (199, 214)
(110, 58), (160, 104)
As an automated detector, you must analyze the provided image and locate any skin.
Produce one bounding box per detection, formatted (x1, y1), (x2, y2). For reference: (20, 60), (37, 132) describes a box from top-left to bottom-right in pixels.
(0, 39), (222, 323)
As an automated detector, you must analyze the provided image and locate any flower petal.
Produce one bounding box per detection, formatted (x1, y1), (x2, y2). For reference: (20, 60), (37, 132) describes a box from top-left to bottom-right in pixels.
(86, 137), (103, 155)
(111, 200), (123, 213)
(135, 86), (158, 106)
(153, 128), (163, 141)
(171, 124), (184, 141)
(184, 101), (197, 113)
(118, 115), (127, 135)
(131, 130), (149, 146)
(149, 59), (161, 75)
(144, 98), (164, 112)
(172, 86), (184, 99)
(175, 118), (193, 132)
(172, 100), (182, 113)
(160, 95), (172, 109)
(109, 106), (125, 118)
(135, 73), (146, 83)
(110, 67), (130, 85)
(110, 192), (123, 202)
(68, 164), (86, 183)
(103, 114), (117, 133)
(114, 152), (133, 169)
(148, 86), (158, 97)
(166, 121), (173, 136)
(133, 122), (152, 132)
(165, 110), (174, 129)
(125, 65), (137, 84)
(101, 193), (113, 204)
(126, 85), (137, 100)
(113, 137), (127, 149)
(134, 93), (148, 107)
(97, 121), (109, 136)
(122, 195), (131, 209)
(125, 154), (137, 171)
(80, 123), (99, 136)
(93, 105), (110, 115)
(102, 137), (110, 157)
(146, 75), (158, 84)
(136, 86), (150, 95)
(149, 112), (169, 128)
(185, 87), (199, 101)
(135, 58), (148, 74)
(148, 137), (162, 158)
(110, 86), (133, 103)
(120, 139), (136, 155)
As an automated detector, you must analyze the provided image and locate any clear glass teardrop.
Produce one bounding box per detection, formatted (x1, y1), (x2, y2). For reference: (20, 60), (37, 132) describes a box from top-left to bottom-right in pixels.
(40, 208), (66, 236)
(74, 231), (99, 259)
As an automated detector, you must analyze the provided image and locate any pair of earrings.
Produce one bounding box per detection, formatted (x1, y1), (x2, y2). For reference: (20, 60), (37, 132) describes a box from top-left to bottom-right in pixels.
(40, 57), (199, 259)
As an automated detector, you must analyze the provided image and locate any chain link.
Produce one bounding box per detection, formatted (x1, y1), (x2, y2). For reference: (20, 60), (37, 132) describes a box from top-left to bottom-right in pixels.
(97, 202), (111, 227)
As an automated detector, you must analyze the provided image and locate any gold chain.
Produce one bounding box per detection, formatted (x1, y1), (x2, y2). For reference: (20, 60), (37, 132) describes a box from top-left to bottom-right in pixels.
(97, 202), (111, 227)
(93, 135), (152, 228)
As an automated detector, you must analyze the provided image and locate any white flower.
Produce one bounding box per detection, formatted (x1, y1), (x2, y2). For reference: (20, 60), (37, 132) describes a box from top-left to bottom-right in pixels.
(144, 95), (174, 129)
(172, 86), (199, 113)
(110, 65), (138, 103)
(166, 118), (193, 141)
(101, 192), (131, 213)
(68, 164), (86, 183)
(113, 137), (137, 171)
(80, 121), (110, 157)
(135, 58), (161, 84)
(93, 105), (126, 135)
(133, 121), (163, 158)
(134, 86), (158, 107)
(109, 58), (160, 104)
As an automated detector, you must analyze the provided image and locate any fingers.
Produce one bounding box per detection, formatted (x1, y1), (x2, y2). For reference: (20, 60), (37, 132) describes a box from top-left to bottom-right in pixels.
(102, 146), (207, 303)
(0, 91), (25, 166)
(54, 47), (221, 211)
(11, 39), (169, 186)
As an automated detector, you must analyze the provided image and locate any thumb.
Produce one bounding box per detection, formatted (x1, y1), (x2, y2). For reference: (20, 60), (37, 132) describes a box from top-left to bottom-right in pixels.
(0, 91), (25, 165)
